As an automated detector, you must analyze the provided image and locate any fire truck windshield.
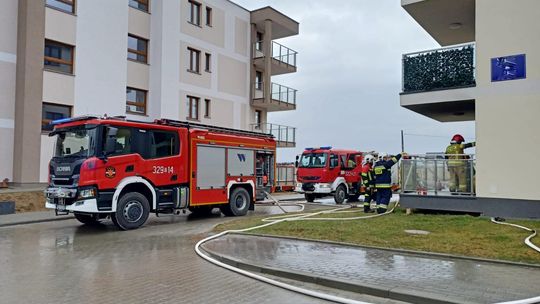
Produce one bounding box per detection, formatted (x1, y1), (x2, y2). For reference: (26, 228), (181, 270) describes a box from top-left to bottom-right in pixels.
(53, 127), (97, 158)
(299, 153), (328, 168)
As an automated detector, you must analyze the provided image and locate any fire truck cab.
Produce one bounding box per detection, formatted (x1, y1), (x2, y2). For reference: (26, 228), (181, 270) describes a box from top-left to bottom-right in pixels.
(44, 116), (276, 230)
(295, 147), (363, 203)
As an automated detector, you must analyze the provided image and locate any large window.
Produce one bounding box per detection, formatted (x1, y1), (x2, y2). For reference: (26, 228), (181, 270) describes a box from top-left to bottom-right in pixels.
(126, 87), (147, 115)
(42, 103), (71, 132)
(188, 47), (200, 73)
(189, 0), (201, 26)
(44, 40), (74, 74)
(104, 127), (133, 156)
(46, 0), (75, 14)
(187, 96), (200, 120)
(206, 6), (213, 26)
(299, 153), (328, 168)
(129, 0), (149, 12)
(128, 34), (148, 63)
(150, 131), (179, 159)
(205, 53), (211, 72)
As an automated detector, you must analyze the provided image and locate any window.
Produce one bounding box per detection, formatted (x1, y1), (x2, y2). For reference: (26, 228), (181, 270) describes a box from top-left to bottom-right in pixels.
(255, 110), (262, 129)
(46, 0), (75, 14)
(128, 34), (148, 63)
(150, 131), (179, 158)
(299, 153), (328, 168)
(42, 103), (71, 132)
(126, 87), (147, 115)
(204, 99), (211, 118)
(187, 96), (200, 120)
(44, 40), (74, 74)
(188, 47), (200, 73)
(104, 127), (133, 156)
(189, 0), (201, 26)
(129, 0), (149, 12)
(255, 71), (263, 90)
(256, 32), (263, 51)
(206, 6), (213, 26)
(205, 53), (211, 72)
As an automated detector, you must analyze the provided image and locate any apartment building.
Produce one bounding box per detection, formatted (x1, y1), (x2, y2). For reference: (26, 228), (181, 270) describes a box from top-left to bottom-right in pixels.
(0, 0), (299, 184)
(399, 0), (540, 217)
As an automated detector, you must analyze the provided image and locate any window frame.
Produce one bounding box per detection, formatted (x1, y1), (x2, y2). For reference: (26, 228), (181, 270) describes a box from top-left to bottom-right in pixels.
(44, 39), (75, 74)
(148, 130), (180, 159)
(187, 95), (200, 121)
(204, 53), (211, 72)
(204, 99), (211, 118)
(188, 47), (201, 73)
(127, 34), (149, 64)
(255, 71), (263, 90)
(189, 0), (202, 26)
(205, 6), (213, 26)
(46, 0), (76, 14)
(126, 87), (148, 115)
(41, 102), (72, 133)
(255, 110), (262, 129)
(128, 0), (149, 13)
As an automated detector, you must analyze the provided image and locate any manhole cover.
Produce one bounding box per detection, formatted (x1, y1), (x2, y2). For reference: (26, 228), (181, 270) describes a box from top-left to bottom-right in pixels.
(404, 229), (430, 235)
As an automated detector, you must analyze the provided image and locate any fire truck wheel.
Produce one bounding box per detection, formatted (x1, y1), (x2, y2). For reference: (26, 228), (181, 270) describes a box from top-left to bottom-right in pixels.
(74, 213), (101, 225)
(111, 192), (150, 230)
(334, 184), (347, 204)
(305, 193), (316, 202)
(221, 187), (250, 216)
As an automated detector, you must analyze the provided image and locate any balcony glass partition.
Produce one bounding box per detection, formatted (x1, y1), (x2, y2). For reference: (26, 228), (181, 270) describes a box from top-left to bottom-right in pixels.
(251, 123), (296, 146)
(402, 43), (475, 93)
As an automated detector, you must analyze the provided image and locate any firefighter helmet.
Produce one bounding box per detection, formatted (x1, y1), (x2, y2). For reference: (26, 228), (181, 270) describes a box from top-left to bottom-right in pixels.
(451, 134), (465, 144)
(363, 154), (375, 164)
(378, 152), (388, 160)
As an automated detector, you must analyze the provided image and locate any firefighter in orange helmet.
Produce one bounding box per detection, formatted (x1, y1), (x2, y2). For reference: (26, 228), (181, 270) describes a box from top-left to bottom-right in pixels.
(361, 154), (376, 213)
(445, 134), (475, 193)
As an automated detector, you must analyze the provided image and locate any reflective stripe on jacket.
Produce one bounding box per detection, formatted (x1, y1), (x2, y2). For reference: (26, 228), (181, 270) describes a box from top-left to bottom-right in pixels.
(446, 142), (475, 166)
(374, 154), (401, 189)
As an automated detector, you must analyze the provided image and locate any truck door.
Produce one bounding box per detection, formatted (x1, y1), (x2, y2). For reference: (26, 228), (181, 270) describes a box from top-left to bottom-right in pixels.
(140, 129), (184, 186)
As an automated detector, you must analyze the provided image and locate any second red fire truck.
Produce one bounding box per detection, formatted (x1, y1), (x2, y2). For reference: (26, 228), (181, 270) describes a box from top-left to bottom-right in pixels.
(295, 147), (364, 203)
(45, 116), (276, 230)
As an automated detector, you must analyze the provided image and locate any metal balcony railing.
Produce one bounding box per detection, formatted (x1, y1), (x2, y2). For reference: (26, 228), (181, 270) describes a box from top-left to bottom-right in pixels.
(253, 82), (297, 106)
(402, 43), (476, 93)
(251, 123), (296, 146)
(400, 154), (476, 196)
(253, 41), (298, 67)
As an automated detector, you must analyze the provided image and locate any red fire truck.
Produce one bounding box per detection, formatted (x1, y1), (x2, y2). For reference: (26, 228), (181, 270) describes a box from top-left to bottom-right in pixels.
(295, 147), (363, 203)
(44, 116), (276, 230)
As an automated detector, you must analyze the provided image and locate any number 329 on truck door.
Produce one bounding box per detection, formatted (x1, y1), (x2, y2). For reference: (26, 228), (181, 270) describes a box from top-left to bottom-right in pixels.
(153, 166), (174, 174)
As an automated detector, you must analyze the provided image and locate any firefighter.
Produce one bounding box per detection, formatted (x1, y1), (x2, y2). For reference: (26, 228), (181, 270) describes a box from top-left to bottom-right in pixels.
(373, 152), (403, 214)
(445, 134), (475, 193)
(361, 154), (375, 213)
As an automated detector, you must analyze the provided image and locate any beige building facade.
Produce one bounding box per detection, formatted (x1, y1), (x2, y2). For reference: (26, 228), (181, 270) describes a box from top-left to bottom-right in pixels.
(0, 0), (299, 184)
(400, 0), (540, 216)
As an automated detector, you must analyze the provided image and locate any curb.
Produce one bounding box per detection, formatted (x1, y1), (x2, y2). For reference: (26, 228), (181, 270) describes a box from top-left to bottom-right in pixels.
(0, 215), (74, 228)
(200, 245), (473, 304)
(234, 232), (540, 269)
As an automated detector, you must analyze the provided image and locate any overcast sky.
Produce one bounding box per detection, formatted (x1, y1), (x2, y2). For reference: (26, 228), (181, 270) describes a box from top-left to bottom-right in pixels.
(234, 0), (475, 161)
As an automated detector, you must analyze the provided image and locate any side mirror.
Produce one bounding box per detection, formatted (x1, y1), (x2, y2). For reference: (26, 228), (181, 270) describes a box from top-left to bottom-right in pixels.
(104, 127), (118, 156)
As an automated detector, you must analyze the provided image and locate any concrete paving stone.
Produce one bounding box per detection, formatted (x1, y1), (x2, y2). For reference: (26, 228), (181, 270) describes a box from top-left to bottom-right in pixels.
(203, 234), (540, 304)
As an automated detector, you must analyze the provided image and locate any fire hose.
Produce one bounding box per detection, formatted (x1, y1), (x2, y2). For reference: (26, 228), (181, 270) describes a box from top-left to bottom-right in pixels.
(195, 194), (540, 304)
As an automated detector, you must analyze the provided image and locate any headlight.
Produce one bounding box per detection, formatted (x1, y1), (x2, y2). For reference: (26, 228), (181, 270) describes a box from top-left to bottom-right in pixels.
(78, 187), (97, 199)
(319, 183), (331, 188)
(296, 183), (302, 188)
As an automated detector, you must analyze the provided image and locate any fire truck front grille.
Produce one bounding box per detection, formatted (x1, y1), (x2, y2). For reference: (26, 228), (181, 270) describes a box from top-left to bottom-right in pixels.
(302, 176), (320, 181)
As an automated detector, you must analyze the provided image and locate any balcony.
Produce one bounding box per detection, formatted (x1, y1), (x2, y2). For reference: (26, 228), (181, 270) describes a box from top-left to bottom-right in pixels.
(251, 123), (296, 148)
(252, 82), (297, 112)
(253, 41), (297, 75)
(400, 43), (476, 122)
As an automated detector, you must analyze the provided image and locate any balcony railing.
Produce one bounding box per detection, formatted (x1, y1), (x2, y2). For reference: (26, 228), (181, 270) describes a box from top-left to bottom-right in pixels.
(251, 123), (296, 147)
(253, 41), (298, 67)
(400, 154), (476, 196)
(402, 43), (476, 93)
(253, 82), (297, 106)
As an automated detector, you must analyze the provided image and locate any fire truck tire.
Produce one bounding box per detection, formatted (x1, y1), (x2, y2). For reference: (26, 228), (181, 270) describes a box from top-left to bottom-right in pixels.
(305, 193), (316, 202)
(221, 187), (250, 216)
(334, 184), (347, 204)
(111, 192), (150, 230)
(74, 213), (101, 225)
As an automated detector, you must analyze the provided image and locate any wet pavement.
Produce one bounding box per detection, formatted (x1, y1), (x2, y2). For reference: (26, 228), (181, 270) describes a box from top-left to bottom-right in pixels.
(0, 205), (405, 304)
(203, 234), (540, 304)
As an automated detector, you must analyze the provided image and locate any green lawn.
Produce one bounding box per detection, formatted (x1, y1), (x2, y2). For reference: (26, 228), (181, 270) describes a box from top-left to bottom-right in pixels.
(215, 207), (540, 264)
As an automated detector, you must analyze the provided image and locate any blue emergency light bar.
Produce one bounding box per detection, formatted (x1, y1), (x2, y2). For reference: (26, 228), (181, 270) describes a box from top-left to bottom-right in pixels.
(51, 115), (98, 126)
(305, 146), (332, 151)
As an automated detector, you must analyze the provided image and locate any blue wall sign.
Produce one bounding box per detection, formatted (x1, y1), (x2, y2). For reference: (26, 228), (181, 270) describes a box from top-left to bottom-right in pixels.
(491, 54), (526, 82)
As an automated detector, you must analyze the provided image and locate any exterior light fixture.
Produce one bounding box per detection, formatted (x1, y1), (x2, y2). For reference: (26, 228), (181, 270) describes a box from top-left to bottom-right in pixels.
(449, 22), (462, 30)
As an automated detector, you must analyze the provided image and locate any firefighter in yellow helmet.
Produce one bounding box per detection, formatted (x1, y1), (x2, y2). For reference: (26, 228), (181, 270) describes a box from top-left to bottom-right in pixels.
(445, 134), (475, 193)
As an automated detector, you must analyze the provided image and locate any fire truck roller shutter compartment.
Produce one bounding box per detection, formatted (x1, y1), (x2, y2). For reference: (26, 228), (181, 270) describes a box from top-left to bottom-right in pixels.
(196, 145), (226, 189)
(227, 148), (255, 177)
